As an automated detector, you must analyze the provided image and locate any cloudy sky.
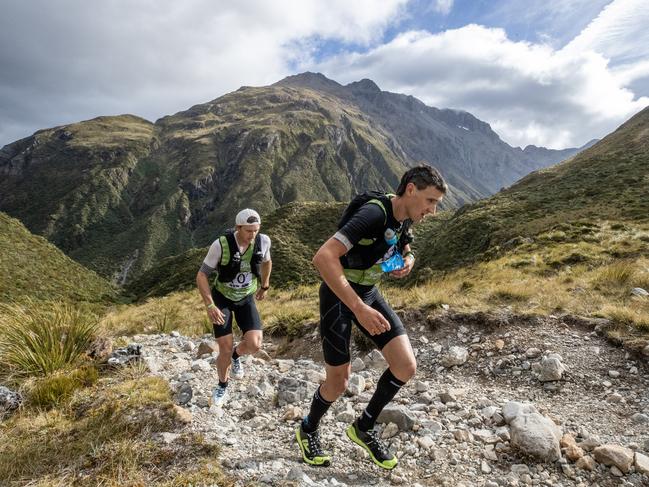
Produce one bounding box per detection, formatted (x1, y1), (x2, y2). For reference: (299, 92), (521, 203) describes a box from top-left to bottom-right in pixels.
(1, 0), (648, 149)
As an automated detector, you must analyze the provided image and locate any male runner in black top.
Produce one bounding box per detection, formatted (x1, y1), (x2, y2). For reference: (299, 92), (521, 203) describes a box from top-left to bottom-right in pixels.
(296, 165), (448, 469)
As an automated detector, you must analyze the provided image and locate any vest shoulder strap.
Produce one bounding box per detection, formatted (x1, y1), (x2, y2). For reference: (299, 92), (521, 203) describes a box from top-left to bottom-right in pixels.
(219, 234), (232, 266)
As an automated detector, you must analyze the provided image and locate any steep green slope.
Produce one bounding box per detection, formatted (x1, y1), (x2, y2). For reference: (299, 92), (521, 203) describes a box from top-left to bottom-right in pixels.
(0, 115), (194, 282)
(0, 212), (115, 304)
(414, 106), (649, 273)
(157, 84), (411, 246)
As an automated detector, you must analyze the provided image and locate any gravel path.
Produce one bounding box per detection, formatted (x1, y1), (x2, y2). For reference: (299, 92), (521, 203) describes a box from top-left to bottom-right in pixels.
(132, 311), (649, 486)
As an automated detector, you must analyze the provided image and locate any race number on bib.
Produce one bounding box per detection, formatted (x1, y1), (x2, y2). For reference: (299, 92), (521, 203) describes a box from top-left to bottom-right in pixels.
(227, 272), (253, 289)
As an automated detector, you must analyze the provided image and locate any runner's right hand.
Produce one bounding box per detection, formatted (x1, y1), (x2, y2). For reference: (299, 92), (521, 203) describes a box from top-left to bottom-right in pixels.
(208, 305), (225, 325)
(355, 303), (391, 336)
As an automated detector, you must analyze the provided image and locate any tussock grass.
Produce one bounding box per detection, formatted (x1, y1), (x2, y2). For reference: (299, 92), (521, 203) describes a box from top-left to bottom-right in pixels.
(488, 284), (533, 303)
(0, 373), (232, 486)
(101, 293), (207, 337)
(0, 300), (98, 379)
(259, 286), (319, 337)
(598, 303), (649, 331)
(28, 365), (99, 409)
(591, 261), (637, 289)
(264, 308), (317, 337)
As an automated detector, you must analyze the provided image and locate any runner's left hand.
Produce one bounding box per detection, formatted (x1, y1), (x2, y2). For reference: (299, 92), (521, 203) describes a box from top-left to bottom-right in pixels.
(390, 254), (414, 279)
(256, 287), (268, 300)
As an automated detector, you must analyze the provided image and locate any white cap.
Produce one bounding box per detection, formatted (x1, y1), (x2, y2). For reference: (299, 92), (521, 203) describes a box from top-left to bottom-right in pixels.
(235, 208), (261, 226)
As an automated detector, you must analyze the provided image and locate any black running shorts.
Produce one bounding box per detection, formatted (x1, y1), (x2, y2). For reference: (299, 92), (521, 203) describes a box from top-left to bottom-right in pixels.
(319, 282), (406, 366)
(210, 288), (263, 338)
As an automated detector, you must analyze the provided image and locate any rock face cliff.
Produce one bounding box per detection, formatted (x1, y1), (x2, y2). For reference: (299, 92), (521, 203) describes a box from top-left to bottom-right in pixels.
(0, 73), (588, 282)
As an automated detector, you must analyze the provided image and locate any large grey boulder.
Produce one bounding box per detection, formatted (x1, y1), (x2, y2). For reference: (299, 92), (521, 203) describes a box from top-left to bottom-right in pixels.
(377, 405), (416, 431)
(502, 401), (538, 423)
(510, 413), (562, 461)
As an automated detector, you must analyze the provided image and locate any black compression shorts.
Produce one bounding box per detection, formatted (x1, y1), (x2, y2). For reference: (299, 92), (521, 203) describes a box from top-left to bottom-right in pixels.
(319, 282), (406, 366)
(210, 288), (263, 338)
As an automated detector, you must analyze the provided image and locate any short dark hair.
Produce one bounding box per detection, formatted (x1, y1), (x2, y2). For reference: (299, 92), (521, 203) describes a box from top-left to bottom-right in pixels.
(396, 164), (448, 196)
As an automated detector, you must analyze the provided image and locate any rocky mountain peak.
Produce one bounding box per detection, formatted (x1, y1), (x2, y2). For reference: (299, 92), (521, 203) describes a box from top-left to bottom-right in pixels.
(345, 78), (381, 94)
(274, 72), (343, 92)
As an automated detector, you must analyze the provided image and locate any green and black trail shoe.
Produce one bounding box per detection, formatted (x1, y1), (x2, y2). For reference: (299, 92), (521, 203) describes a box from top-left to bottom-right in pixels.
(346, 420), (398, 470)
(296, 425), (331, 466)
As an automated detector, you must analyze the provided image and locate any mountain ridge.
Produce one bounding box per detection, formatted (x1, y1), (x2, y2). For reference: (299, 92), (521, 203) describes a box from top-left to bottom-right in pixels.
(0, 72), (594, 282)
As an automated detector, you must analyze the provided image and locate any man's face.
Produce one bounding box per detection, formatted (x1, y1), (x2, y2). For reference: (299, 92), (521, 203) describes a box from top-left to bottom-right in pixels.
(236, 224), (260, 245)
(405, 183), (444, 223)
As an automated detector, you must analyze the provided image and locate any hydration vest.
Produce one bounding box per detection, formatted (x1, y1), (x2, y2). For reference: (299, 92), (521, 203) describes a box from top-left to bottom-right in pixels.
(338, 192), (413, 285)
(215, 230), (263, 283)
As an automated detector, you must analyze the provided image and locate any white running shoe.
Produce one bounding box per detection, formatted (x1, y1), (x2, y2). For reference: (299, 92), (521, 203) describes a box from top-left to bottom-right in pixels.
(211, 385), (228, 407)
(231, 357), (244, 379)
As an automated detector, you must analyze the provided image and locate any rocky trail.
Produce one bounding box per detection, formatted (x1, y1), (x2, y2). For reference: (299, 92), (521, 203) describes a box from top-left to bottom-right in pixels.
(126, 310), (649, 486)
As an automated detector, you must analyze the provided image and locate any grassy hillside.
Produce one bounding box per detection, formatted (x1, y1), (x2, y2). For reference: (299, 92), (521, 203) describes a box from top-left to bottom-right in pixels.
(0, 212), (115, 305)
(414, 106), (649, 274)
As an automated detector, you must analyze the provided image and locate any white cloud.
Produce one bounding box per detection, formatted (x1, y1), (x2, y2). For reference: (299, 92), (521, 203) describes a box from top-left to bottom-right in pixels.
(309, 22), (649, 148)
(433, 0), (454, 15)
(562, 0), (649, 95)
(483, 0), (610, 47)
(0, 0), (408, 146)
(564, 0), (649, 66)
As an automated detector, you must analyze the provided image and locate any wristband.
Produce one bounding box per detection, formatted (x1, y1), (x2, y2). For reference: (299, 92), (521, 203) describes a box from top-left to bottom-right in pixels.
(260, 285), (270, 291)
(404, 251), (415, 260)
(207, 303), (216, 310)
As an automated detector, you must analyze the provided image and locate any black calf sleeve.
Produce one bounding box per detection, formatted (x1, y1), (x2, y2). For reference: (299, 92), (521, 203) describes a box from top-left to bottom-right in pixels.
(357, 368), (405, 432)
(302, 385), (333, 433)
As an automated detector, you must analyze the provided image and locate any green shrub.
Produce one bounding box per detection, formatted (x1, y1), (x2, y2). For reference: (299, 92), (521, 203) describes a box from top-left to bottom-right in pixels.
(0, 300), (98, 378)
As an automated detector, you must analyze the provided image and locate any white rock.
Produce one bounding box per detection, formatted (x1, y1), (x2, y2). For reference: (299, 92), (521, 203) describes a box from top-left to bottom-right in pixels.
(381, 422), (399, 439)
(191, 359), (211, 372)
(440, 346), (469, 367)
(510, 411), (562, 461)
(346, 374), (365, 396)
(364, 349), (387, 369)
(525, 347), (542, 358)
(159, 432), (180, 444)
(418, 435), (435, 449)
(502, 401), (538, 423)
(275, 359), (294, 373)
(351, 357), (365, 372)
(538, 356), (565, 382)
(635, 451), (649, 475)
